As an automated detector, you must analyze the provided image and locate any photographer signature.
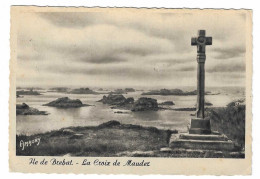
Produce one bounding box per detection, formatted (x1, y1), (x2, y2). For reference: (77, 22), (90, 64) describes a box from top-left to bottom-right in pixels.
(19, 137), (41, 150)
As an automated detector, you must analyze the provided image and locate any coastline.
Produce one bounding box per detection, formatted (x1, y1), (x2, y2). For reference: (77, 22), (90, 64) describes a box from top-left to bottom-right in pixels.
(16, 105), (245, 158)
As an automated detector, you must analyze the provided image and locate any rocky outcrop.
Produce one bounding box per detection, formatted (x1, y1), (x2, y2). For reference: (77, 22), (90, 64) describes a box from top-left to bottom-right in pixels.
(110, 88), (135, 94)
(98, 94), (134, 109)
(142, 89), (211, 96)
(16, 94), (23, 98)
(43, 97), (90, 108)
(227, 99), (245, 107)
(159, 101), (175, 105)
(205, 101), (213, 106)
(16, 103), (47, 115)
(68, 88), (98, 94)
(48, 87), (69, 93)
(99, 95), (161, 112)
(17, 90), (41, 96)
(131, 97), (158, 111)
(125, 88), (135, 92)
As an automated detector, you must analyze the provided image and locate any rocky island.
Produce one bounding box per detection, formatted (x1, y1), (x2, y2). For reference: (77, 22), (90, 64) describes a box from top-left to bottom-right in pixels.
(110, 88), (136, 94)
(142, 88), (211, 96)
(43, 97), (91, 108)
(16, 103), (48, 115)
(68, 88), (98, 94)
(159, 101), (175, 105)
(98, 94), (159, 111)
(131, 97), (158, 111)
(16, 89), (41, 96)
(98, 94), (134, 110)
(48, 87), (69, 93)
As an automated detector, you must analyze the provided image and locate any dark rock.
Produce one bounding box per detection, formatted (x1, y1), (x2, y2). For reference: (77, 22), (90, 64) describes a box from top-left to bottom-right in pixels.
(205, 101), (213, 106)
(16, 89), (41, 96)
(43, 97), (89, 108)
(125, 88), (135, 92)
(142, 89), (210, 96)
(49, 87), (69, 93)
(131, 97), (158, 111)
(100, 94), (127, 105)
(125, 97), (134, 104)
(98, 120), (121, 128)
(159, 101), (175, 105)
(114, 111), (129, 114)
(16, 103), (47, 115)
(16, 94), (23, 98)
(16, 103), (29, 109)
(227, 99), (245, 107)
(173, 108), (196, 111)
(110, 88), (135, 94)
(68, 88), (98, 94)
(110, 89), (126, 94)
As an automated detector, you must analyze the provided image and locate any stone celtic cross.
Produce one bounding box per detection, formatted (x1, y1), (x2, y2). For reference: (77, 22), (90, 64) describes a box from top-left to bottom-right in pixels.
(191, 30), (212, 119)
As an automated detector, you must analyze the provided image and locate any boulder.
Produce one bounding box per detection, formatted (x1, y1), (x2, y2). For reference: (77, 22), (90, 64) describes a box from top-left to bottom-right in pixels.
(131, 97), (158, 111)
(43, 97), (89, 108)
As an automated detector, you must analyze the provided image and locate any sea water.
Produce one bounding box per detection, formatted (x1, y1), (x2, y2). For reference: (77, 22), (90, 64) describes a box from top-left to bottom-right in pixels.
(16, 87), (245, 135)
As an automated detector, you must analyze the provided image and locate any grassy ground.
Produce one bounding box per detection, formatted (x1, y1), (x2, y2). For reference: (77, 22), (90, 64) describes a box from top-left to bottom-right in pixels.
(206, 105), (245, 149)
(16, 121), (176, 156)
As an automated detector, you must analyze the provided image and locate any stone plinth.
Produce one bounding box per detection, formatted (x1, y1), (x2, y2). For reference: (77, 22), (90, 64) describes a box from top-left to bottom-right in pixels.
(169, 133), (237, 151)
(189, 118), (211, 134)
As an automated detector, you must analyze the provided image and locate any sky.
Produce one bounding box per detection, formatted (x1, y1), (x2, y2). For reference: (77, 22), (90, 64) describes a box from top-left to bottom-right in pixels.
(15, 9), (247, 89)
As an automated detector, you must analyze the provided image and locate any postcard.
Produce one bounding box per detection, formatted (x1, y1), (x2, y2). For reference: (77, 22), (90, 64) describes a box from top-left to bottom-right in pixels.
(9, 6), (252, 175)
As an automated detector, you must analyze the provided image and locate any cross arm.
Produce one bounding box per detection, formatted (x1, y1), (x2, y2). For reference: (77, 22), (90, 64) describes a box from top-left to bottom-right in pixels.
(206, 37), (212, 45)
(191, 37), (197, 46)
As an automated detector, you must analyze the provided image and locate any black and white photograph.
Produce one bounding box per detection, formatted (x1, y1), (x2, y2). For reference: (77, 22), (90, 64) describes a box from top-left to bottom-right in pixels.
(8, 6), (252, 175)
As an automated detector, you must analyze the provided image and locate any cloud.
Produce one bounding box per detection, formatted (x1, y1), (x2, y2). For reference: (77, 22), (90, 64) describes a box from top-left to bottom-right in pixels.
(15, 10), (248, 88)
(38, 12), (100, 28)
(213, 46), (246, 59)
(207, 63), (245, 73)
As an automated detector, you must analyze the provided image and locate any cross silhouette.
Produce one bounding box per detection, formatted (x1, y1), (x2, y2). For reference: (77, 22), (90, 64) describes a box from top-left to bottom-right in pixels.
(191, 30), (212, 55)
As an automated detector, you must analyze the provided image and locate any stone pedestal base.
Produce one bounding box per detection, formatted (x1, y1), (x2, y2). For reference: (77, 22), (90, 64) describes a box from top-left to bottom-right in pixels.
(189, 118), (211, 134)
(169, 132), (237, 151)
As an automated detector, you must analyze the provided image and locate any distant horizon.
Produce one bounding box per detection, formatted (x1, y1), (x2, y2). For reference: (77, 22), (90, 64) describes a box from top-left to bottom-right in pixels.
(16, 85), (246, 90)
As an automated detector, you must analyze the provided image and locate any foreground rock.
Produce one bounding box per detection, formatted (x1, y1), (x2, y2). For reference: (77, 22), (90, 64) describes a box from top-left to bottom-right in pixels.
(43, 97), (90, 108)
(16, 103), (47, 115)
(68, 88), (98, 94)
(17, 89), (41, 96)
(131, 97), (158, 111)
(142, 88), (211, 96)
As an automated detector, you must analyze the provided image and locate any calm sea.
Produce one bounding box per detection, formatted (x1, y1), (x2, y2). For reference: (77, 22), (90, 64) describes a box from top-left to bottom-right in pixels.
(16, 87), (245, 135)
